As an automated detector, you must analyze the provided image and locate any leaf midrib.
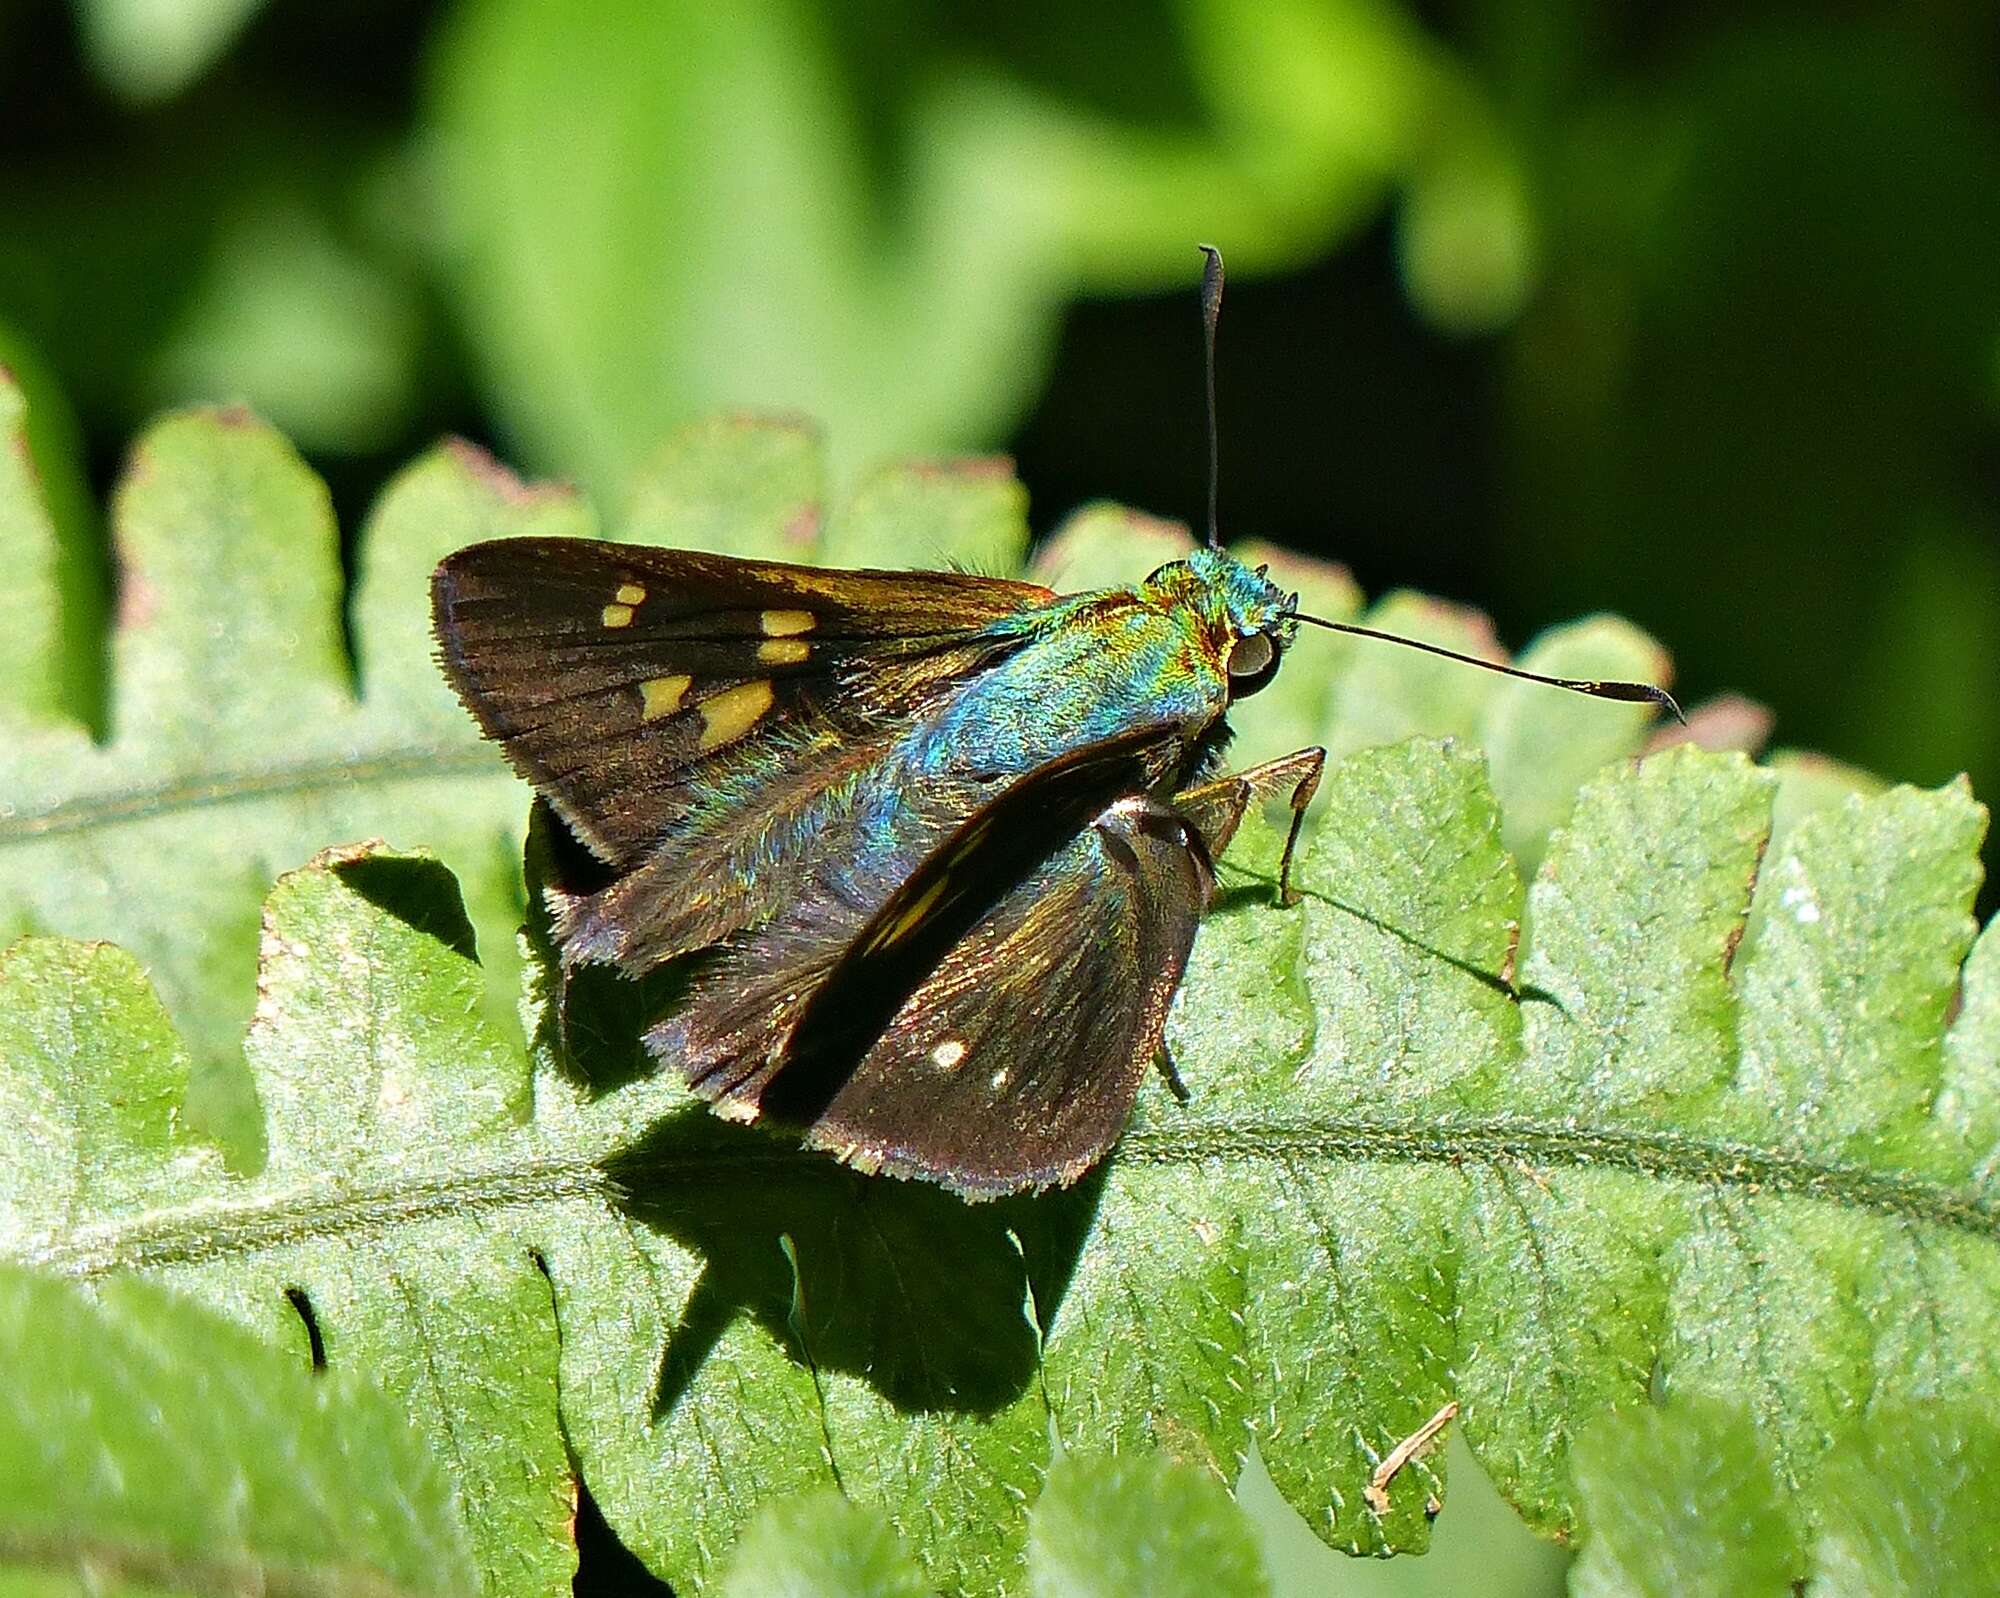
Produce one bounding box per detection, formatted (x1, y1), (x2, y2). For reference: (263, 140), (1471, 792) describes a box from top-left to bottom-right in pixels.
(21, 1111), (1996, 1282)
(0, 743), (510, 844)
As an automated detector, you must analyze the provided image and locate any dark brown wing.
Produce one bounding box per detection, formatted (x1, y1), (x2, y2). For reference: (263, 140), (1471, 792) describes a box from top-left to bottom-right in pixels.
(806, 793), (1213, 1197)
(644, 721), (1210, 1194)
(432, 537), (1054, 862)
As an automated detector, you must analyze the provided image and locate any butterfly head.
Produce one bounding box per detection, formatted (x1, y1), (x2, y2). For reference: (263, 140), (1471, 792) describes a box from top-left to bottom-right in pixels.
(1141, 545), (1299, 700)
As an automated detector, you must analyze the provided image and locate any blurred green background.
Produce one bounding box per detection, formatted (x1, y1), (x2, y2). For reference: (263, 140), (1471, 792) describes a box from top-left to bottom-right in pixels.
(4, 0), (1997, 1590)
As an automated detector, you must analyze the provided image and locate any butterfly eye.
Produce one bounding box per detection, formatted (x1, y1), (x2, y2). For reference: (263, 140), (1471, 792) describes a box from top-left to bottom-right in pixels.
(1227, 631), (1275, 680)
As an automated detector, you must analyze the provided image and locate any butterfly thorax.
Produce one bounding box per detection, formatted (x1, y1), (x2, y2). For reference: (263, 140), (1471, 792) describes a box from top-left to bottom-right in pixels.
(900, 548), (1286, 784)
(1135, 547), (1296, 645)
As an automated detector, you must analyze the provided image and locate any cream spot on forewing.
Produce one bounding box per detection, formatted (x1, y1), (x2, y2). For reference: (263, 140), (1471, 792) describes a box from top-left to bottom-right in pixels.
(758, 637), (810, 665)
(616, 583), (646, 605)
(760, 608), (816, 637)
(640, 673), (693, 721)
(602, 603), (634, 628)
(931, 1039), (967, 1070)
(696, 680), (775, 751)
(989, 1067), (1010, 1091)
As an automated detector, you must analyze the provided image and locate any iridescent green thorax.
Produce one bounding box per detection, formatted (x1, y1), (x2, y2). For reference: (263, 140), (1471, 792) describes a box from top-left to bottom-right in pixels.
(1136, 547), (1298, 650)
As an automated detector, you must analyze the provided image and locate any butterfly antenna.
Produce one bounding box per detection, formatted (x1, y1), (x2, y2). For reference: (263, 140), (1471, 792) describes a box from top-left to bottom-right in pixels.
(1294, 611), (1686, 721)
(1198, 243), (1225, 550)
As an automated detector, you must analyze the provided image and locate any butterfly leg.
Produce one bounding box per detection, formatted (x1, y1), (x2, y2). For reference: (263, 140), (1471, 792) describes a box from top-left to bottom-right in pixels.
(1173, 746), (1326, 907)
(1154, 1042), (1192, 1104)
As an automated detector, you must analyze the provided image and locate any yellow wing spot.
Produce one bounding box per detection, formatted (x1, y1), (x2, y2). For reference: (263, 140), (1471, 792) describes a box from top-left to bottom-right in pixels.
(696, 680), (775, 751)
(872, 874), (949, 951)
(760, 608), (816, 637)
(616, 582), (647, 605)
(930, 1039), (967, 1070)
(601, 603), (634, 628)
(757, 637), (809, 665)
(639, 673), (692, 721)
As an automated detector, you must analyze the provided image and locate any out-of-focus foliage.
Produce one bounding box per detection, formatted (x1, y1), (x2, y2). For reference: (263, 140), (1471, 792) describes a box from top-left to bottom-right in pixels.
(0, 1261), (478, 1597)
(4, 4), (1999, 1594)
(5, 1), (1998, 869)
(5, 2), (1994, 893)
(1568, 1398), (2000, 1596)
(423, 0), (1496, 496)
(1486, 19), (2000, 887)
(8, 0), (1515, 495)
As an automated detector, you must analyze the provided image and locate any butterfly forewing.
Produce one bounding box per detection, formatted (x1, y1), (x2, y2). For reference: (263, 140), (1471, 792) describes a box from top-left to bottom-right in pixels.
(433, 537), (1054, 861)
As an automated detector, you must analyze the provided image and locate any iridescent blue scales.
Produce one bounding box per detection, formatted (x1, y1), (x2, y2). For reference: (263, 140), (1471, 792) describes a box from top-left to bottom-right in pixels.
(433, 537), (1327, 1196)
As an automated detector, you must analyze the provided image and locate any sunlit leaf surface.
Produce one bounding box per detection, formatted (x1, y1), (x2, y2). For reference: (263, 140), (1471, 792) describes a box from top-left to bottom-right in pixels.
(3, 391), (1994, 1593)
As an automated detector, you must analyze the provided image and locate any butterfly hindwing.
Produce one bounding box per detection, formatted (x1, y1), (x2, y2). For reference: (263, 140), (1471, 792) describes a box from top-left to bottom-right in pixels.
(645, 720), (1209, 1192)
(432, 537), (1055, 862)
(805, 791), (1214, 1196)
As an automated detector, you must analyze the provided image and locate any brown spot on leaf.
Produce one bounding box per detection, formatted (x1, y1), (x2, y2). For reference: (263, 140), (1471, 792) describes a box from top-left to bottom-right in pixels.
(901, 454), (1017, 482)
(306, 839), (392, 870)
(1108, 506), (1192, 541)
(782, 501), (821, 549)
(720, 406), (817, 434)
(1364, 1401), (1459, 1517)
(1723, 828), (1771, 978)
(443, 437), (576, 505)
(1721, 918), (1747, 975)
(1645, 692), (1773, 758)
(116, 567), (157, 630)
(1408, 597), (1505, 663)
(8, 426), (45, 497)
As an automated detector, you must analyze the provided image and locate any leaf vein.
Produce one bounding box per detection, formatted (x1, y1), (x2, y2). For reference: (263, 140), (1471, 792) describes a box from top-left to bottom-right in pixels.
(18, 1114), (2000, 1287)
(0, 744), (508, 845)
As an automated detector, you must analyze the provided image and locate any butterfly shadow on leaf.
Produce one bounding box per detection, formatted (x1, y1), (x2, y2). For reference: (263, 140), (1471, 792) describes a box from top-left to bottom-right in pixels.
(1210, 862), (1554, 1009)
(605, 1114), (1105, 1420)
(524, 803), (1107, 1420)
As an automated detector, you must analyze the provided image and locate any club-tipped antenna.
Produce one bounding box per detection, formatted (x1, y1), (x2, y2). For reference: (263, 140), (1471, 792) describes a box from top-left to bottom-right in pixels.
(1198, 243), (1225, 550)
(1295, 611), (1685, 721)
